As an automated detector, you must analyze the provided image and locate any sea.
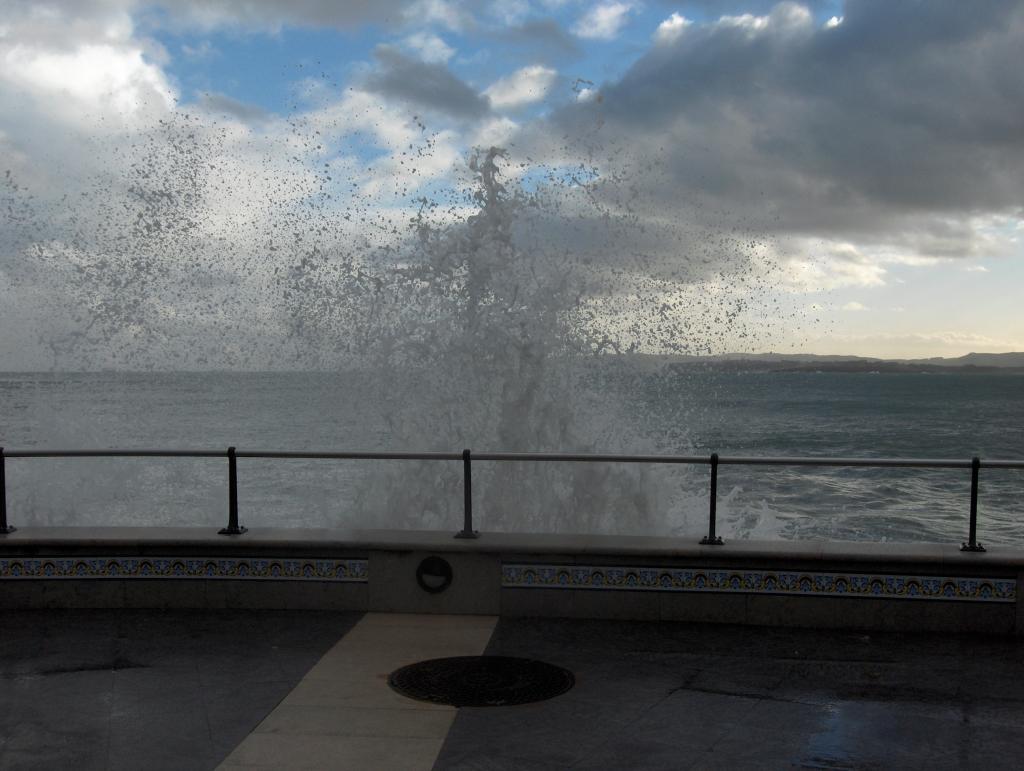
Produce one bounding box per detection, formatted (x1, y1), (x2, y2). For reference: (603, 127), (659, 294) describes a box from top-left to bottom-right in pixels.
(1, 369), (1022, 547)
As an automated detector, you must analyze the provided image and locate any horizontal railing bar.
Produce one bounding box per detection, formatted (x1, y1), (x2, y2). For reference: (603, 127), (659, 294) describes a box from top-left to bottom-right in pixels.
(2, 450), (464, 461)
(237, 451), (463, 461)
(473, 452), (708, 464)
(980, 460), (1024, 469)
(4, 450), (227, 458)
(717, 456), (976, 469)
(2, 449), (1022, 469)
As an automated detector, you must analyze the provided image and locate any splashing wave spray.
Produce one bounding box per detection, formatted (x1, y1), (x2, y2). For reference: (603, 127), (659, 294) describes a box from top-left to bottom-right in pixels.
(2, 114), (787, 536)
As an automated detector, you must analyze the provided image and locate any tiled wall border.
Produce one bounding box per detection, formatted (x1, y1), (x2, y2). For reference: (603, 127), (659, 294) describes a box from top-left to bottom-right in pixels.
(502, 563), (1016, 603)
(0, 556), (368, 582)
(2, 555), (1016, 601)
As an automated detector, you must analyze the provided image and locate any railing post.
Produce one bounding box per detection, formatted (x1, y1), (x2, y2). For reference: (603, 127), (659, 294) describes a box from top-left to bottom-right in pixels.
(455, 448), (479, 539)
(218, 446), (247, 535)
(0, 448), (15, 535)
(700, 452), (723, 545)
(961, 456), (985, 552)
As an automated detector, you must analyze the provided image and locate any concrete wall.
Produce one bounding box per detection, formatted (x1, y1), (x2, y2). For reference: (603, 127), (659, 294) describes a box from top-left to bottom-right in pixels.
(2, 528), (1021, 635)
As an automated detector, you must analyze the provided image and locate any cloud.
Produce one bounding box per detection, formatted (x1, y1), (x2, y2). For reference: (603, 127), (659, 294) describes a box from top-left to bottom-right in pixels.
(147, 0), (413, 32)
(3, 41), (175, 121)
(489, 0), (530, 26)
(572, 2), (633, 40)
(180, 40), (217, 59)
(0, 1), (176, 134)
(4, 0), (1024, 368)
(0, 0), (176, 186)
(654, 0), (832, 13)
(0, 2), (486, 369)
(774, 239), (889, 291)
(497, 18), (581, 63)
(197, 92), (269, 122)
(401, 0), (472, 32)
(471, 115), (519, 147)
(484, 65), (557, 109)
(841, 301), (868, 311)
(533, 0), (1024, 270)
(363, 45), (489, 119)
(402, 31), (455, 63)
(654, 13), (691, 45)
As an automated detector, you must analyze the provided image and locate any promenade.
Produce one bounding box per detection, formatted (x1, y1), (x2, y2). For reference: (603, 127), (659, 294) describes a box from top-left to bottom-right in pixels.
(2, 609), (1024, 769)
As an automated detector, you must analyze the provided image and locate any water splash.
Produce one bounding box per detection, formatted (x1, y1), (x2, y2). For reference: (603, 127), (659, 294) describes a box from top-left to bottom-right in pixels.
(268, 145), (780, 533)
(1, 108), (793, 536)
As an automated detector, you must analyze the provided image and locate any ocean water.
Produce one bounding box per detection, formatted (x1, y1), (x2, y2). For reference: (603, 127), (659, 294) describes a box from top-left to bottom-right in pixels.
(1, 368), (1022, 546)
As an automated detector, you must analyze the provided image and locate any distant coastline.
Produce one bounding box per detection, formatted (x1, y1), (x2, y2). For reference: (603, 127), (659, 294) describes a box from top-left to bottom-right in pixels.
(643, 351), (1024, 374)
(2, 352), (1023, 375)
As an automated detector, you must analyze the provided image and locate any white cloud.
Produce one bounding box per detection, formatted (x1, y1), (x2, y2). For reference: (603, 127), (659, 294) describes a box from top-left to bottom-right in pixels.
(403, 32), (455, 63)
(490, 0), (530, 26)
(842, 301), (868, 311)
(778, 240), (889, 291)
(965, 265), (989, 272)
(403, 0), (470, 32)
(484, 65), (557, 109)
(654, 13), (691, 45)
(471, 116), (519, 148)
(0, 5), (176, 136)
(717, 3), (812, 36)
(773, 2), (813, 29)
(181, 40), (217, 59)
(573, 2), (633, 41)
(3, 43), (175, 122)
(717, 13), (769, 33)
(825, 15), (844, 29)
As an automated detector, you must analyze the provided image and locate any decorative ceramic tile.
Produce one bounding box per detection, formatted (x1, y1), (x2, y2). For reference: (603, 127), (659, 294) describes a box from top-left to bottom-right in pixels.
(501, 563), (1015, 602)
(0, 556), (368, 582)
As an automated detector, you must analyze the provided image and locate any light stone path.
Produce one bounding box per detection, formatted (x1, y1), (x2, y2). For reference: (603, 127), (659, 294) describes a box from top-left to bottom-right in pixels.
(218, 613), (498, 770)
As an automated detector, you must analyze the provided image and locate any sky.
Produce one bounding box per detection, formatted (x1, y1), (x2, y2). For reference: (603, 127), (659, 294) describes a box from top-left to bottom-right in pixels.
(1, 0), (1023, 368)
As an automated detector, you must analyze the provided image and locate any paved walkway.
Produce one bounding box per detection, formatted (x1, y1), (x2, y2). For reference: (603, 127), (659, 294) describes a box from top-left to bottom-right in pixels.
(0, 609), (359, 769)
(220, 614), (496, 770)
(3, 610), (1024, 769)
(438, 618), (1024, 769)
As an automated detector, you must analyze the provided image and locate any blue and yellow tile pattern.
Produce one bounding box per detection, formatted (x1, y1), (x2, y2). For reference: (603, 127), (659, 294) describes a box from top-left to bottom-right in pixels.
(502, 563), (1015, 602)
(0, 556), (368, 582)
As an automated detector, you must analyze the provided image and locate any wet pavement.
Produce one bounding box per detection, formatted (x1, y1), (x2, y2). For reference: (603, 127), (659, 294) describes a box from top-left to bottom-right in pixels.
(436, 618), (1024, 770)
(0, 609), (359, 770)
(2, 610), (1024, 769)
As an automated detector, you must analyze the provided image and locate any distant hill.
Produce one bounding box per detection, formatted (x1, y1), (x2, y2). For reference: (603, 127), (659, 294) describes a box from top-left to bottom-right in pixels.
(899, 352), (1024, 368)
(644, 351), (1024, 373)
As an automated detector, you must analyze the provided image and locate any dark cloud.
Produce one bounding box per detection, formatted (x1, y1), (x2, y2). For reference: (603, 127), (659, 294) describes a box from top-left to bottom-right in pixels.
(658, 0), (834, 15)
(363, 45), (490, 119)
(538, 0), (1024, 254)
(151, 0), (412, 31)
(197, 92), (269, 123)
(496, 18), (582, 63)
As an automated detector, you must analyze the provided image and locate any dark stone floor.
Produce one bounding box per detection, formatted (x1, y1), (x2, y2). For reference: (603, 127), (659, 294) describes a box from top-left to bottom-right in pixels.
(435, 618), (1024, 770)
(0, 609), (361, 770)
(5, 611), (1024, 770)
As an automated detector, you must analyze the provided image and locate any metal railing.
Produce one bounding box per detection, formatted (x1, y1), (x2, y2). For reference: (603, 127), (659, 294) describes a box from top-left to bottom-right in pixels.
(1, 446), (1022, 551)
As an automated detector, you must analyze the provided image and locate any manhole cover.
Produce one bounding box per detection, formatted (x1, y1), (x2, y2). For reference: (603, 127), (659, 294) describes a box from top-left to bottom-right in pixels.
(388, 656), (574, 707)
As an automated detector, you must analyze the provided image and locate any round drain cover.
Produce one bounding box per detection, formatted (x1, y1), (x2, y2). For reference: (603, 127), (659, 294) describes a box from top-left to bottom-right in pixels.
(388, 656), (574, 707)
